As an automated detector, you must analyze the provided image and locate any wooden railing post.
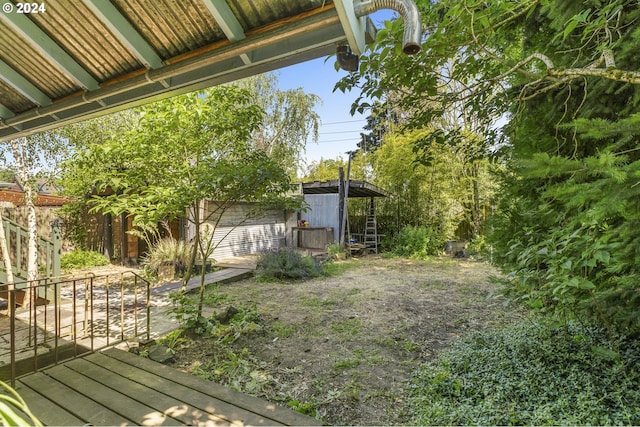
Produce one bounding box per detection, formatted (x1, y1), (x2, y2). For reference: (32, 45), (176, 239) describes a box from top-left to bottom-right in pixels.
(50, 218), (62, 280)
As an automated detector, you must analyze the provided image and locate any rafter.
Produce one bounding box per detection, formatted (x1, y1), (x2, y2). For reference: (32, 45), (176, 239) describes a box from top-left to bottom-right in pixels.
(0, 59), (51, 106)
(201, 0), (252, 65)
(82, 0), (163, 69)
(0, 11), (99, 90)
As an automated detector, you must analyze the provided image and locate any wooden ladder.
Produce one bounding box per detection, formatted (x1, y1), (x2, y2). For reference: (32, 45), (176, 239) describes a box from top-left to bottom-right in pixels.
(363, 198), (378, 254)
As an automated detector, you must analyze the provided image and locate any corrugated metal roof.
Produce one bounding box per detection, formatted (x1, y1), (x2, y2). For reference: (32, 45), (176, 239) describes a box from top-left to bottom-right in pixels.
(112, 0), (223, 59)
(0, 19), (78, 100)
(29, 0), (144, 81)
(0, 0), (383, 141)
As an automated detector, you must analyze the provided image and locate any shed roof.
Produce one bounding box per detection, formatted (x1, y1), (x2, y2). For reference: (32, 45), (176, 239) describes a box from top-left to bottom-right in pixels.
(301, 180), (389, 198)
(0, 0), (380, 142)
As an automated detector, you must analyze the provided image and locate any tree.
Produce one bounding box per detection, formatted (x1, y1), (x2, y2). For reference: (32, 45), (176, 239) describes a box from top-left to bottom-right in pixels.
(0, 135), (67, 306)
(72, 86), (298, 317)
(336, 0), (640, 330)
(52, 111), (139, 256)
(301, 154), (370, 182)
(357, 101), (397, 154)
(336, 0), (640, 145)
(235, 73), (321, 176)
(371, 127), (465, 238)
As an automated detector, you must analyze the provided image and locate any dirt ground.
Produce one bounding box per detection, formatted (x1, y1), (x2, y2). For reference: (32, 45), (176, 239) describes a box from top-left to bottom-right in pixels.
(165, 256), (524, 425)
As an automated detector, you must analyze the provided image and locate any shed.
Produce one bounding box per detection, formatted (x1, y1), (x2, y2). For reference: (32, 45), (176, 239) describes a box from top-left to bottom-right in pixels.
(295, 179), (388, 251)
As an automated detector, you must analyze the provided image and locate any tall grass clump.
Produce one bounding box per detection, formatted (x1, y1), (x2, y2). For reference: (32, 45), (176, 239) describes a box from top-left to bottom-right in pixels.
(408, 320), (640, 425)
(256, 248), (322, 281)
(142, 238), (192, 277)
(383, 225), (445, 258)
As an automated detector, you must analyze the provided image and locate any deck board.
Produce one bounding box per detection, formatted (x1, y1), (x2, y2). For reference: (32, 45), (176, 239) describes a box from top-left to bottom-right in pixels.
(12, 383), (90, 426)
(18, 372), (132, 425)
(63, 358), (236, 426)
(7, 348), (321, 426)
(44, 363), (184, 426)
(151, 268), (254, 296)
(103, 349), (304, 425)
(83, 353), (265, 426)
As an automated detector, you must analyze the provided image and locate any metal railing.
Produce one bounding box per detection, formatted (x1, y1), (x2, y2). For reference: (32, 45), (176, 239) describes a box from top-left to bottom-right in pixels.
(1, 272), (151, 386)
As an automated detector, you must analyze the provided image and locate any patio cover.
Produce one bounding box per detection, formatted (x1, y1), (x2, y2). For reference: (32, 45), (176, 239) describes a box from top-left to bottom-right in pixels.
(0, 0), (383, 142)
(301, 179), (389, 198)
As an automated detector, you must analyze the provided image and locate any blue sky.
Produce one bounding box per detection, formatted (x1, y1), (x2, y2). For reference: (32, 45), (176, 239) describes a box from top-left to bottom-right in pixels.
(276, 58), (367, 165)
(273, 10), (396, 166)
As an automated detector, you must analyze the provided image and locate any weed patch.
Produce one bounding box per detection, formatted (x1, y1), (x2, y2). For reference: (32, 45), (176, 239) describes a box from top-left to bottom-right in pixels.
(331, 318), (363, 336)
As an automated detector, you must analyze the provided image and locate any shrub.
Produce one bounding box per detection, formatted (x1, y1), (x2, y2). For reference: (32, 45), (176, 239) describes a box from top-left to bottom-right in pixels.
(467, 235), (491, 259)
(60, 249), (110, 270)
(168, 291), (261, 340)
(141, 238), (192, 277)
(256, 248), (322, 281)
(383, 225), (445, 258)
(326, 243), (345, 256)
(408, 320), (640, 425)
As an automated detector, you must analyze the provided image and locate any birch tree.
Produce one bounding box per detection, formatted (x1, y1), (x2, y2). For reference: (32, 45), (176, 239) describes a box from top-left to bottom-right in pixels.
(0, 134), (68, 306)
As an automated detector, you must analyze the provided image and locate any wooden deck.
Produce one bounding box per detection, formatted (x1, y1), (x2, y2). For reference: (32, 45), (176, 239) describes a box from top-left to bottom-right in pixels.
(6, 348), (321, 426)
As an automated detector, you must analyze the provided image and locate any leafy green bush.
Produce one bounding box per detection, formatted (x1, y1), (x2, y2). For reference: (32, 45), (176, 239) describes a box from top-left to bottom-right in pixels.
(326, 243), (345, 256)
(490, 116), (640, 333)
(256, 248), (322, 281)
(141, 238), (193, 277)
(467, 235), (491, 259)
(168, 290), (260, 339)
(383, 225), (445, 258)
(60, 249), (109, 269)
(408, 320), (640, 425)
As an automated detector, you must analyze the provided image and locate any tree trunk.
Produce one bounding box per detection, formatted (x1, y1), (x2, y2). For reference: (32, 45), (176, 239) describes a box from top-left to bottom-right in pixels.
(22, 184), (38, 307)
(182, 201), (200, 292)
(10, 138), (38, 307)
(471, 162), (481, 239)
(103, 213), (113, 261)
(0, 211), (15, 285)
(120, 212), (128, 265)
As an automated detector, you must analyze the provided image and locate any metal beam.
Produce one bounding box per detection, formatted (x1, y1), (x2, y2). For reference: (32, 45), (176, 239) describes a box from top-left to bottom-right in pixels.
(0, 59), (51, 106)
(0, 103), (15, 119)
(333, 0), (367, 55)
(201, 0), (252, 64)
(82, 0), (163, 69)
(0, 10), (99, 90)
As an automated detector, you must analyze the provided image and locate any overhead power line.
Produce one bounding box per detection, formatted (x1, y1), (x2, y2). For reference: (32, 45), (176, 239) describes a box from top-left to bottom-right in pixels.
(319, 130), (363, 135)
(316, 138), (361, 144)
(321, 119), (366, 126)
